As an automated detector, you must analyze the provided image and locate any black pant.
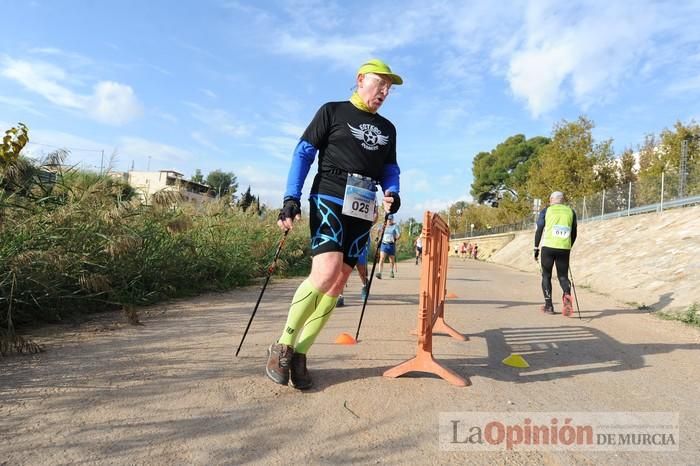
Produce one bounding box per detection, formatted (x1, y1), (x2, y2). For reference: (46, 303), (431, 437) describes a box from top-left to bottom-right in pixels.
(540, 246), (571, 303)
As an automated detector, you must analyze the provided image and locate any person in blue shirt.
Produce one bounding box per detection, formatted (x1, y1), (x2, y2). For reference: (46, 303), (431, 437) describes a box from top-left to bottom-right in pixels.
(266, 59), (403, 390)
(376, 214), (401, 279)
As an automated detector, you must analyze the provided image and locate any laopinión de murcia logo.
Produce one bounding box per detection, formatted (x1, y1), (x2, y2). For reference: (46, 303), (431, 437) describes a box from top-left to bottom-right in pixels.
(348, 123), (389, 151)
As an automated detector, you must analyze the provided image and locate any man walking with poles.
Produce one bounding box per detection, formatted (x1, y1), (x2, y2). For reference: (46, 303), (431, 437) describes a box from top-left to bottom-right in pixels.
(266, 59), (403, 390)
(534, 191), (578, 316)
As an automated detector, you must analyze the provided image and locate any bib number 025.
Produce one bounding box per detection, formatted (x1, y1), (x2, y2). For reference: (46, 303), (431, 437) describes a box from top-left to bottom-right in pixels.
(342, 173), (377, 222)
(351, 200), (370, 214)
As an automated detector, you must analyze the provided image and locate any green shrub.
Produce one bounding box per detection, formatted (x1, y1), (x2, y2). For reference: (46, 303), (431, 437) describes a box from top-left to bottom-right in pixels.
(1, 156), (310, 330)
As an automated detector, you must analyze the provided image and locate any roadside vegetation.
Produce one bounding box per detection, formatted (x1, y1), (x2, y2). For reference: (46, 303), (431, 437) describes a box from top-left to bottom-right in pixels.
(656, 303), (700, 328)
(1, 124), (310, 354)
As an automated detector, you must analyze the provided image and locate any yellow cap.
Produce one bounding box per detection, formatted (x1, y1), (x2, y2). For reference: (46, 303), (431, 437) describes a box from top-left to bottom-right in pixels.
(357, 58), (403, 85)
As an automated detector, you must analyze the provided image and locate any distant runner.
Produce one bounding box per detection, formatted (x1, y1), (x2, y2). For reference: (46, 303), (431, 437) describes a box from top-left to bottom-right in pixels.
(534, 191), (578, 316)
(414, 234), (423, 265)
(376, 214), (400, 279)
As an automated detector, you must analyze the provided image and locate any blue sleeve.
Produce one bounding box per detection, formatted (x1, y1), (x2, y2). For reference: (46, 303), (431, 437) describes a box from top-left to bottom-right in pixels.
(381, 163), (400, 193)
(534, 208), (547, 247)
(284, 140), (317, 200)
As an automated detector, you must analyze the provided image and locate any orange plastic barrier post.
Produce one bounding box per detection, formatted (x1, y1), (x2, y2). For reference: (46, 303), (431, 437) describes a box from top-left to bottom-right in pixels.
(383, 211), (469, 387)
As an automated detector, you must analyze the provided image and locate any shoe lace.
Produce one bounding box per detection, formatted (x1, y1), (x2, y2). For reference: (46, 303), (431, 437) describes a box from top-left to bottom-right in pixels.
(278, 345), (292, 368)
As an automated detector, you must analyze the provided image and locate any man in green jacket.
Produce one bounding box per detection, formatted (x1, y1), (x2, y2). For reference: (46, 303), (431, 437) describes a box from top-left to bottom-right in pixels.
(534, 191), (578, 316)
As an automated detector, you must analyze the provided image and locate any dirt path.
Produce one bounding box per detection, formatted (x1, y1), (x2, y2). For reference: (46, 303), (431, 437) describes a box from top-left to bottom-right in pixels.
(2, 259), (699, 465)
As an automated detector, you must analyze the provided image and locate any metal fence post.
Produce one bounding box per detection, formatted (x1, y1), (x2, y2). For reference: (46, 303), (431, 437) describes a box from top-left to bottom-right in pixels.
(660, 170), (665, 213)
(601, 190), (606, 218)
(627, 182), (632, 216)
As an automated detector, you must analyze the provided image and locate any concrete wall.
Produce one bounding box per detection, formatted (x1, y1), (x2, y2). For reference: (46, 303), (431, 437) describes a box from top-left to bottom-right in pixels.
(449, 232), (517, 261)
(488, 205), (700, 312)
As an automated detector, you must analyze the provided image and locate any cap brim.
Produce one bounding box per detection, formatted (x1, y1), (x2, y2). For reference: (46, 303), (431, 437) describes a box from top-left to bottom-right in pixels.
(373, 72), (403, 85)
(387, 73), (403, 85)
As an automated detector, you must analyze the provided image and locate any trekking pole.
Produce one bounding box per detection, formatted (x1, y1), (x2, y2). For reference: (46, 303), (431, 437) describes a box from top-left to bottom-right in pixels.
(235, 229), (289, 356)
(355, 212), (390, 341)
(569, 267), (582, 320)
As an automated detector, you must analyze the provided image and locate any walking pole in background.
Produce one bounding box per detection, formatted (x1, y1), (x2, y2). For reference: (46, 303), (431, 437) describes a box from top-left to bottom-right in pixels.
(235, 229), (289, 356)
(569, 267), (582, 320)
(355, 213), (390, 342)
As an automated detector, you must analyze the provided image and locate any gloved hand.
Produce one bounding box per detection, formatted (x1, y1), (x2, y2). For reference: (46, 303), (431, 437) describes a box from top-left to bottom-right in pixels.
(533, 247), (540, 261)
(278, 197), (301, 230)
(385, 191), (401, 214)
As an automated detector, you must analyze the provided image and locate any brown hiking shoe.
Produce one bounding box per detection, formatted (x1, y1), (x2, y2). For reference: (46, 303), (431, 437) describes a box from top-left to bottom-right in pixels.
(266, 343), (293, 385)
(290, 352), (313, 390)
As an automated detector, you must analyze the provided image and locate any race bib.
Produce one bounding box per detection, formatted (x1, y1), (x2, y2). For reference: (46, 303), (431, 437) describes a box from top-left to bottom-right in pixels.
(341, 173), (376, 221)
(552, 225), (571, 238)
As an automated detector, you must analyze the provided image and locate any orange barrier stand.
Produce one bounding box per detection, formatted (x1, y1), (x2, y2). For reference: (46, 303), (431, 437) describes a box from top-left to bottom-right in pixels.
(383, 211), (469, 387)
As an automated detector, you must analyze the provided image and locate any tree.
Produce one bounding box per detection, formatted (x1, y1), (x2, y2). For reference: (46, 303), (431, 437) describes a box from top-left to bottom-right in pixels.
(239, 186), (255, 211)
(618, 148), (638, 185)
(470, 134), (549, 204)
(527, 116), (613, 201)
(636, 134), (661, 204)
(206, 170), (238, 198)
(636, 121), (700, 202)
(191, 169), (204, 184)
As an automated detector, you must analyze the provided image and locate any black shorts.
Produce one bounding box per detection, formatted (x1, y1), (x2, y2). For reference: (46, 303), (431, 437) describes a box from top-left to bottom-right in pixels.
(309, 195), (372, 267)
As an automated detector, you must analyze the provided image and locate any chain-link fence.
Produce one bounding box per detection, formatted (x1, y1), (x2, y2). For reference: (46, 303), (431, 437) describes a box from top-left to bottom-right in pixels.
(572, 166), (700, 221)
(456, 163), (700, 239)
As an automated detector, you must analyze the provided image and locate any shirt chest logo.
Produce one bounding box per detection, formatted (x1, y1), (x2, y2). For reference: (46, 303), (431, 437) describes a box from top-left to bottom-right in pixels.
(347, 123), (389, 151)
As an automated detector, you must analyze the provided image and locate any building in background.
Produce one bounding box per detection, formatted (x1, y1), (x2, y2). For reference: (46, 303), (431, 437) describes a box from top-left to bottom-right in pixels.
(111, 170), (215, 204)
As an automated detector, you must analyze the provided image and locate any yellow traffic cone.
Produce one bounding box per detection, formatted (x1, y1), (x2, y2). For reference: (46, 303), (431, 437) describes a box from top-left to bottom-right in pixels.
(501, 353), (529, 368)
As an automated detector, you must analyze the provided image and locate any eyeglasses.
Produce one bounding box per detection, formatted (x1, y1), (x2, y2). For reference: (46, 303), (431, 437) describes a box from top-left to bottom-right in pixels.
(364, 73), (392, 93)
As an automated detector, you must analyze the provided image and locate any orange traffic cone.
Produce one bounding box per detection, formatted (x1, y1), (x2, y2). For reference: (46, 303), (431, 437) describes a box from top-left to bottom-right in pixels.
(335, 332), (357, 345)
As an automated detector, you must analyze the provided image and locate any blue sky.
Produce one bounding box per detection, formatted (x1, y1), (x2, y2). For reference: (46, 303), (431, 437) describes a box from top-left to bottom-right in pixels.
(2, 0), (700, 221)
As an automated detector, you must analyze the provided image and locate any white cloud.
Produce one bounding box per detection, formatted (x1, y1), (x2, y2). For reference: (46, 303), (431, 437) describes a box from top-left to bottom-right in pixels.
(154, 110), (178, 124)
(118, 137), (193, 164)
(90, 81), (142, 125)
(28, 47), (93, 67)
(192, 131), (225, 153)
(668, 75), (700, 94)
(400, 168), (431, 193)
(0, 95), (46, 117)
(278, 122), (305, 138)
(1, 57), (85, 109)
(237, 164), (289, 207)
(258, 135), (299, 161)
(201, 88), (217, 99)
(412, 194), (472, 216)
(187, 103), (252, 138)
(1, 56), (142, 125)
(277, 34), (374, 67)
(506, 2), (659, 116)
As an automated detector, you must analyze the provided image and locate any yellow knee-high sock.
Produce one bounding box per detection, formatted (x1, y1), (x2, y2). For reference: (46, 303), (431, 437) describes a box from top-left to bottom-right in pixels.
(294, 294), (339, 354)
(278, 279), (324, 347)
